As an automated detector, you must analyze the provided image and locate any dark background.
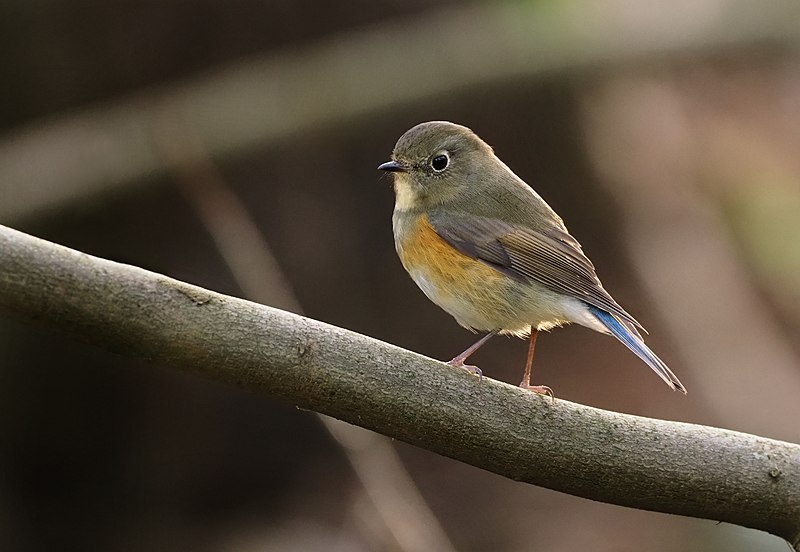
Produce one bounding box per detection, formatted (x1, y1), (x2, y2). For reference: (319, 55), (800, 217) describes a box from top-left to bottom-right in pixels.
(2, 1), (799, 550)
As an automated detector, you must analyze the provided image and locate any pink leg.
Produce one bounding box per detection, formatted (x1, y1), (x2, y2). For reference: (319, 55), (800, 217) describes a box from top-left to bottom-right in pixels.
(447, 331), (496, 379)
(519, 329), (554, 399)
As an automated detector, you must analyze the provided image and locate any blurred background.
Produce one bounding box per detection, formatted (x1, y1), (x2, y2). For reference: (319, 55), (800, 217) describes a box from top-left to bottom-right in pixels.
(1, 0), (799, 550)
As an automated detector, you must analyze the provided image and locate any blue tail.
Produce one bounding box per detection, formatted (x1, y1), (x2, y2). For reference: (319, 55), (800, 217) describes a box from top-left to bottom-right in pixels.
(588, 305), (686, 393)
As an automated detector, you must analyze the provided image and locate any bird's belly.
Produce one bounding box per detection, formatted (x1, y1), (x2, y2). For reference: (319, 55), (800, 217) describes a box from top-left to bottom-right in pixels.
(395, 212), (571, 335)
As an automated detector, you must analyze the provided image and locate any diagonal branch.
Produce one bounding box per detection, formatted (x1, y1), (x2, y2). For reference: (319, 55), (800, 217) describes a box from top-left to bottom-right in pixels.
(1, 223), (799, 548)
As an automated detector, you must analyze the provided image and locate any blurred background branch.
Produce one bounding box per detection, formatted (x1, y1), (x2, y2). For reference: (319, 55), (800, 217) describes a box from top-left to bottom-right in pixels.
(1, 0), (799, 221)
(2, 223), (799, 549)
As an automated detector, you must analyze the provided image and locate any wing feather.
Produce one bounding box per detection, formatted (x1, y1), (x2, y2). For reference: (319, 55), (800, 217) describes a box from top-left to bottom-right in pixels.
(428, 210), (644, 332)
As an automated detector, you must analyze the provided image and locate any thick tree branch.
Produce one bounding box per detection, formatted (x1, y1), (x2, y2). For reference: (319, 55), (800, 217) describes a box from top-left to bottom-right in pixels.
(1, 224), (799, 547)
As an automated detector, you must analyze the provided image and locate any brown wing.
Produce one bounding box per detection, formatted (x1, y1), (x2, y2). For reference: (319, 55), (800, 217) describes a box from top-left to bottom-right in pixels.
(428, 210), (645, 332)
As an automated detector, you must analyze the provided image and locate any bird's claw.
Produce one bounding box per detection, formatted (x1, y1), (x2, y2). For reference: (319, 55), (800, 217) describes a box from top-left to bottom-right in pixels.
(520, 383), (555, 403)
(447, 359), (483, 382)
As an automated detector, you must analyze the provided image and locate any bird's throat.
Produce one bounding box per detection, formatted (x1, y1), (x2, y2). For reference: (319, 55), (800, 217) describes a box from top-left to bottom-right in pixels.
(392, 174), (423, 211)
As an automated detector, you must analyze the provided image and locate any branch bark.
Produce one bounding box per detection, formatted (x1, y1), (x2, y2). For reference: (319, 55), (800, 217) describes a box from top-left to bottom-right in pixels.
(1, 223), (799, 547)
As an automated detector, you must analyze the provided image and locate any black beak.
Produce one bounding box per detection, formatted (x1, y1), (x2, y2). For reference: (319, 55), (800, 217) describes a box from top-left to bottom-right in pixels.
(377, 160), (407, 173)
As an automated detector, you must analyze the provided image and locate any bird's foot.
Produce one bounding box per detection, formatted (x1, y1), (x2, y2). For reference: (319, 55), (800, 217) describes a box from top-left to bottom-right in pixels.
(519, 382), (555, 402)
(447, 358), (483, 381)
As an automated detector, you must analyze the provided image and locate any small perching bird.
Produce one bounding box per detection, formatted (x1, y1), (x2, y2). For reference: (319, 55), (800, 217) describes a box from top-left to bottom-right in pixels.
(379, 121), (686, 396)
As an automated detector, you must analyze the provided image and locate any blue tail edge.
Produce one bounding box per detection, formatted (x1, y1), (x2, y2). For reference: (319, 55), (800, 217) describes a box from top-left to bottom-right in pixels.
(587, 305), (686, 394)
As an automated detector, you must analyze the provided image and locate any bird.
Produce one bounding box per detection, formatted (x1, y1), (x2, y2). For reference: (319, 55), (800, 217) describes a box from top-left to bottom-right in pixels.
(378, 121), (686, 396)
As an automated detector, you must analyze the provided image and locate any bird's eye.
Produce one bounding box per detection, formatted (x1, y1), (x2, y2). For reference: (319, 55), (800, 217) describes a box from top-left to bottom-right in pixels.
(431, 154), (449, 172)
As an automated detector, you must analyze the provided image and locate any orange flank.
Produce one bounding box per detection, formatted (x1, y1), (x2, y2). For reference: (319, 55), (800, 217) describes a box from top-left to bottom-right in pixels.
(396, 214), (507, 306)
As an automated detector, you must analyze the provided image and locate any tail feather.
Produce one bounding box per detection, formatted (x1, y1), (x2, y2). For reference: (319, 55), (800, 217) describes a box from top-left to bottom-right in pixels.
(588, 305), (687, 394)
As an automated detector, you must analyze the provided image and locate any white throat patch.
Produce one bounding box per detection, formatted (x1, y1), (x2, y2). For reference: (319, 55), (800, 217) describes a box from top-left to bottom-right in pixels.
(393, 174), (420, 210)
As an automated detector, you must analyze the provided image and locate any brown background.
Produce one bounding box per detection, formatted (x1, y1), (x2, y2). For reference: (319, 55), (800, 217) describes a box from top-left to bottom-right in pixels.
(1, 1), (799, 550)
